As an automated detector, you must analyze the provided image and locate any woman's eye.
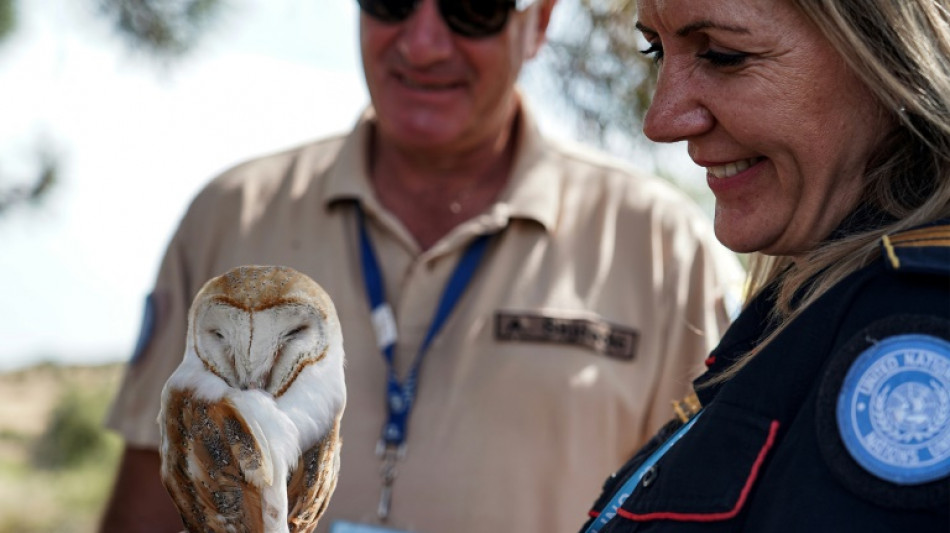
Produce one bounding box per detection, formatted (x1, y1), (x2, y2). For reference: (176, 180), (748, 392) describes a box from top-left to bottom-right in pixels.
(639, 42), (664, 63)
(697, 49), (749, 67)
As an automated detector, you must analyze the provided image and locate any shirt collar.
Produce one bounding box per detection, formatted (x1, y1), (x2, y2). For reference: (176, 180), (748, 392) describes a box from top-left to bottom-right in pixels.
(496, 97), (561, 234)
(320, 98), (560, 235)
(322, 107), (377, 209)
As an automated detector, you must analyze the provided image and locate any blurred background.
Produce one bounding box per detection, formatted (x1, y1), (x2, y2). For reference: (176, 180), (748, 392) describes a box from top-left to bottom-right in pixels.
(0, 0), (711, 530)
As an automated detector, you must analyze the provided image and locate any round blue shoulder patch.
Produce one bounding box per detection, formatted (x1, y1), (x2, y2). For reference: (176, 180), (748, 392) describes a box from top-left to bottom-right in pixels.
(836, 334), (950, 485)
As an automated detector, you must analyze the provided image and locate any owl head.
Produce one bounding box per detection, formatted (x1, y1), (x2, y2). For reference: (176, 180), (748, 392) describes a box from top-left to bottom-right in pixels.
(186, 265), (343, 398)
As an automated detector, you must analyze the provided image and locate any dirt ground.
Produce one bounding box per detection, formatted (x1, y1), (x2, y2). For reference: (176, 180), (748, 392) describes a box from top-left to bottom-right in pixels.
(0, 363), (124, 460)
(0, 363), (127, 532)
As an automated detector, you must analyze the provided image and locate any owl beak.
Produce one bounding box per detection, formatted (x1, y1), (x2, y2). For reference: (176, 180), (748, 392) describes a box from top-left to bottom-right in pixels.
(250, 363), (276, 392)
(249, 373), (270, 390)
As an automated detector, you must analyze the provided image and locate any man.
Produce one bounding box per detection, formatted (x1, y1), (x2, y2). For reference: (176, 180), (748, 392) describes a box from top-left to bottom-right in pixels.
(99, 0), (743, 531)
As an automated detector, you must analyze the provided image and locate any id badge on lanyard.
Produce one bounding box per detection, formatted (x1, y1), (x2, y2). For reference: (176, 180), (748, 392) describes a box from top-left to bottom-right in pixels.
(331, 520), (414, 533)
(357, 208), (493, 525)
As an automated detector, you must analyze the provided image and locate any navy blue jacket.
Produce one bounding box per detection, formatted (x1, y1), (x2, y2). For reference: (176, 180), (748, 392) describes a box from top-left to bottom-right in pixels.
(582, 222), (950, 532)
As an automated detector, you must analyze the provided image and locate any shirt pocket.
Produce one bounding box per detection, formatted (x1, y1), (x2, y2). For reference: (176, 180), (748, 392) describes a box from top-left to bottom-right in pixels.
(616, 401), (780, 524)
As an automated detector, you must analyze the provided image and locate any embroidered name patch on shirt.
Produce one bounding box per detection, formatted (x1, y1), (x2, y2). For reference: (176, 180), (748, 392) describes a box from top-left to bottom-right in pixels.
(836, 333), (950, 485)
(495, 311), (639, 361)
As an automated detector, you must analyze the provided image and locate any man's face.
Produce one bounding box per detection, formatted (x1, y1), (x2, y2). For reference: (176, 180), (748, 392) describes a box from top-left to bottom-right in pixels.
(359, 0), (548, 154)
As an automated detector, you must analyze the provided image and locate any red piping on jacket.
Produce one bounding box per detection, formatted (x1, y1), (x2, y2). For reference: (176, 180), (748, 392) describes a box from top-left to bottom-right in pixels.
(613, 419), (781, 522)
(587, 420), (782, 522)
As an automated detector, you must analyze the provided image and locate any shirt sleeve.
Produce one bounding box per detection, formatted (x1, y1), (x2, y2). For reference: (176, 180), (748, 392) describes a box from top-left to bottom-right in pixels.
(104, 223), (194, 449)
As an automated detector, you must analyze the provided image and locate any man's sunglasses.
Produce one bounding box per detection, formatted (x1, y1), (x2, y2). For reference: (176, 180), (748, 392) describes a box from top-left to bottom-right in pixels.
(357, 0), (536, 39)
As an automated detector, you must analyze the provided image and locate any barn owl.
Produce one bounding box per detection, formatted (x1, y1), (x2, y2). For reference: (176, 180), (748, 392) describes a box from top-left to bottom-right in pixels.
(158, 265), (346, 533)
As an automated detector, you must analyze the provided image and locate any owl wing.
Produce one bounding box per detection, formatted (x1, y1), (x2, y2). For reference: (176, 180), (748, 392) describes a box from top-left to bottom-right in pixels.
(287, 414), (342, 533)
(161, 386), (268, 533)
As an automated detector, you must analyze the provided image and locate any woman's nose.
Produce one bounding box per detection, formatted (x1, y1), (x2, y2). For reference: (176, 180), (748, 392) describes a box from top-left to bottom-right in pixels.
(642, 62), (715, 143)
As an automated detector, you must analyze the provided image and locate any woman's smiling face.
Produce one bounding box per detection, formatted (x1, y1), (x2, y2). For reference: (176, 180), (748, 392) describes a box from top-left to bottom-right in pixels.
(636, 0), (893, 257)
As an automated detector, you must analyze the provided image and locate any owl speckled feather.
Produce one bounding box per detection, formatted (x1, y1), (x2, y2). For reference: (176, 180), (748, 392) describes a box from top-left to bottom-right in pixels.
(158, 265), (346, 533)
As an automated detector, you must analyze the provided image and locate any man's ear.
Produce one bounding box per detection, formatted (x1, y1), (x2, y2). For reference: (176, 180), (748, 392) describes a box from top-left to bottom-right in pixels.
(526, 0), (558, 59)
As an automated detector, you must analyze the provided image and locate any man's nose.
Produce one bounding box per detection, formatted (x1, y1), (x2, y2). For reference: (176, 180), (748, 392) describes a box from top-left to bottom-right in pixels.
(397, 0), (453, 66)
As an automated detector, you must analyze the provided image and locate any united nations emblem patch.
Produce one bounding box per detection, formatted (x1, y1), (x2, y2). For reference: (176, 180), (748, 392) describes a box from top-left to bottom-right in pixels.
(836, 334), (950, 485)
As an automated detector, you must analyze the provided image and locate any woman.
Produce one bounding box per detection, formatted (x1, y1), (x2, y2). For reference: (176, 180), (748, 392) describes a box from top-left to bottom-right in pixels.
(581, 0), (950, 531)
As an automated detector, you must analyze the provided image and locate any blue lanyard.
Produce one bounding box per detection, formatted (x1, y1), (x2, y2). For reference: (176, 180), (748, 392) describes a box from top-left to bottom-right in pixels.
(584, 410), (704, 533)
(357, 208), (492, 450)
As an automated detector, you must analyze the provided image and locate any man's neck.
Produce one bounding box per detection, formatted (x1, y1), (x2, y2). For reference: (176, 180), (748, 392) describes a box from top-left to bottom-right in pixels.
(369, 111), (521, 251)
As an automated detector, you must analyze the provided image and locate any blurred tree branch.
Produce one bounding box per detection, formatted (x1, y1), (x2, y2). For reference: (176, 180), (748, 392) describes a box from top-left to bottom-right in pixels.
(544, 0), (655, 155)
(0, 0), (14, 44)
(1, 0), (224, 216)
(97, 0), (223, 57)
(0, 151), (58, 215)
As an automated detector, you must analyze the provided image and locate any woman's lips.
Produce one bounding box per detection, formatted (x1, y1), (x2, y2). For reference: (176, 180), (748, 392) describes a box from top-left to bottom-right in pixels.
(705, 157), (767, 179)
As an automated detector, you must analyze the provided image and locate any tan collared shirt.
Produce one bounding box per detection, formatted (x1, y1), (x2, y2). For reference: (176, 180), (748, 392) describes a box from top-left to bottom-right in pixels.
(107, 104), (743, 532)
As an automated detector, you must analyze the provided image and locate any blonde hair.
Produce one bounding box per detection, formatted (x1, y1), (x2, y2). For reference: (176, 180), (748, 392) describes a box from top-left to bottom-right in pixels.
(720, 0), (950, 381)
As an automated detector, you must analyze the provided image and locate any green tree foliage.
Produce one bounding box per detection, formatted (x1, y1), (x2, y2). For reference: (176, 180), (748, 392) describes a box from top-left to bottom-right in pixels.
(0, 0), (13, 44)
(31, 386), (113, 469)
(97, 0), (223, 57)
(543, 0), (655, 154)
(0, 365), (124, 532)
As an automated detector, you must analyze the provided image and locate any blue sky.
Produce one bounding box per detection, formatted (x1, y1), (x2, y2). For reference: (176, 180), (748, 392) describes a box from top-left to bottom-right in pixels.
(0, 0), (704, 370)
